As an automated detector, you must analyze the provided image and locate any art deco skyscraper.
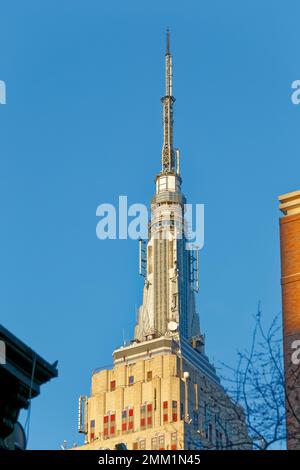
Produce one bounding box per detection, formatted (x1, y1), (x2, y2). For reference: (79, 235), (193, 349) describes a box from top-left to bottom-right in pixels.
(75, 33), (250, 451)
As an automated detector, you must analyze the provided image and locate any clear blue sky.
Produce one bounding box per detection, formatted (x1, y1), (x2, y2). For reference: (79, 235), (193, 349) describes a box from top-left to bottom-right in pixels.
(0, 0), (299, 449)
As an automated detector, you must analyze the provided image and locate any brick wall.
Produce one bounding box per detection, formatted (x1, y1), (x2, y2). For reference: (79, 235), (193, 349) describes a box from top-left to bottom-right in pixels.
(280, 212), (300, 449)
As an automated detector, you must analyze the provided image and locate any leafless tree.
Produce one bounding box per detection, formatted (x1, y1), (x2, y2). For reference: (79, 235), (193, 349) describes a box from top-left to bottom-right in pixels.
(217, 306), (300, 450)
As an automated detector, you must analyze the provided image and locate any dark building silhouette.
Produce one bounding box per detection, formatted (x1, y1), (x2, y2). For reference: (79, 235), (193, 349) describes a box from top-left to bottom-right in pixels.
(0, 324), (58, 449)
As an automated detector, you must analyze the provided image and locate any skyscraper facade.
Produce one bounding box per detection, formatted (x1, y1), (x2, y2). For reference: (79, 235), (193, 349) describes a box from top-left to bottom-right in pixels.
(75, 34), (250, 451)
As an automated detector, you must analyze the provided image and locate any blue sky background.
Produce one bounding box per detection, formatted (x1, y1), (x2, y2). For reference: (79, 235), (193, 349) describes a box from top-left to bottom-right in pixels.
(0, 0), (299, 449)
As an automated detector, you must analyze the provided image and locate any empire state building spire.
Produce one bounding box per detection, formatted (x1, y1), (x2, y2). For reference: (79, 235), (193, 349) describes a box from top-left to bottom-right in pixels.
(134, 32), (201, 343)
(161, 30), (175, 173)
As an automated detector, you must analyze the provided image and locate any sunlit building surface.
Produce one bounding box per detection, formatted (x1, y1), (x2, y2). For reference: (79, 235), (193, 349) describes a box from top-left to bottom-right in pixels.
(279, 190), (300, 450)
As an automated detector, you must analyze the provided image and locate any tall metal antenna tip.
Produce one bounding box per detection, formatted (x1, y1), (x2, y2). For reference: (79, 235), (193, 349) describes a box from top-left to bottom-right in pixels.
(166, 28), (170, 55)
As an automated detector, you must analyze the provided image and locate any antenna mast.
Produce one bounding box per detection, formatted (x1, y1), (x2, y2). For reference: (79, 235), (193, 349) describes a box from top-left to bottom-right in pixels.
(161, 29), (175, 173)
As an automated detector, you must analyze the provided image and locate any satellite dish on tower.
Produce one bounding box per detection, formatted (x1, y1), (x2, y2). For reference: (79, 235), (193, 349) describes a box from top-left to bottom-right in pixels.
(168, 321), (178, 332)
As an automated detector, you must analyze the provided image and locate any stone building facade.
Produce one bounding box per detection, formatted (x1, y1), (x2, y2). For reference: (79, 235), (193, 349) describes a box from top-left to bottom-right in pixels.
(77, 337), (250, 450)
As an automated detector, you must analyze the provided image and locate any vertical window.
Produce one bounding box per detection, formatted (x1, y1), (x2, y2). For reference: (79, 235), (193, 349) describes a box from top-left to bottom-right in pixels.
(128, 375), (134, 386)
(110, 413), (115, 436)
(171, 432), (177, 450)
(194, 383), (199, 410)
(172, 401), (178, 422)
(103, 412), (115, 438)
(159, 434), (165, 450)
(204, 404), (209, 439)
(110, 380), (116, 391)
(122, 409), (127, 432)
(180, 402), (184, 420)
(133, 439), (146, 450)
(163, 400), (168, 423)
(147, 371), (152, 381)
(140, 439), (146, 450)
(103, 415), (109, 438)
(128, 407), (134, 431)
(151, 437), (158, 450)
(90, 420), (95, 441)
(147, 403), (153, 427)
(140, 404), (146, 430)
(141, 403), (153, 429)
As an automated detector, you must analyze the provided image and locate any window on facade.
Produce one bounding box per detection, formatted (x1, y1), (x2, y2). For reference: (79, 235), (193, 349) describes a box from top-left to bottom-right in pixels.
(180, 402), (184, 420)
(110, 413), (115, 436)
(158, 434), (165, 450)
(140, 403), (152, 430)
(122, 409), (127, 432)
(133, 439), (145, 450)
(147, 403), (153, 427)
(172, 401), (178, 422)
(103, 412), (115, 439)
(140, 404), (146, 430)
(110, 380), (116, 391)
(151, 437), (158, 450)
(171, 432), (177, 450)
(90, 419), (95, 441)
(140, 439), (146, 450)
(128, 375), (134, 386)
(103, 415), (109, 438)
(128, 407), (134, 430)
(193, 410), (199, 430)
(147, 371), (152, 381)
(121, 407), (134, 433)
(204, 404), (209, 439)
(163, 400), (168, 423)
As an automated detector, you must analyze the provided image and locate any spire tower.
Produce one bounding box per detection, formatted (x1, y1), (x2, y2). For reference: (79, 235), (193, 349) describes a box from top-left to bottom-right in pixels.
(134, 32), (201, 343)
(161, 29), (175, 173)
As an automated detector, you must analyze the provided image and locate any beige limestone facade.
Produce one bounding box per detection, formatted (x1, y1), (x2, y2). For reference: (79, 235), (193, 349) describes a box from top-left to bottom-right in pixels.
(76, 337), (250, 450)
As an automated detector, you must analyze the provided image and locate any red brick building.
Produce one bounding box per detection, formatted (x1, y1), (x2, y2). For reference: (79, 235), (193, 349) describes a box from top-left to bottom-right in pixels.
(279, 190), (300, 449)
